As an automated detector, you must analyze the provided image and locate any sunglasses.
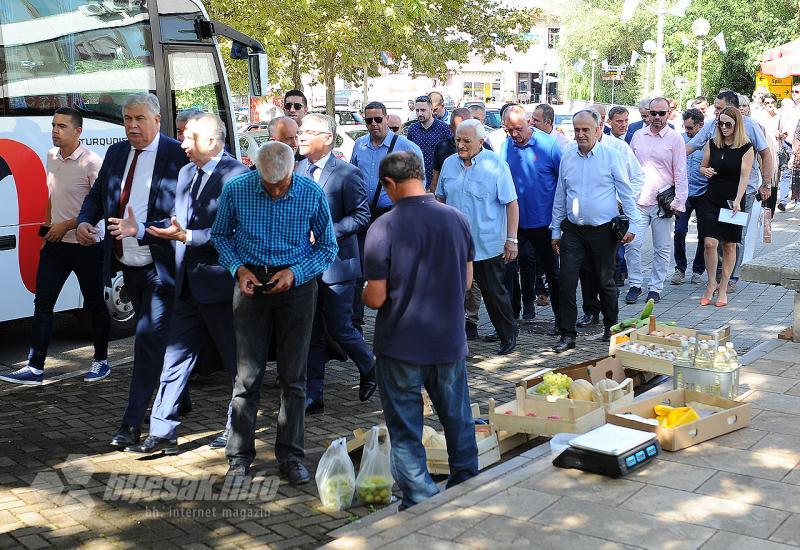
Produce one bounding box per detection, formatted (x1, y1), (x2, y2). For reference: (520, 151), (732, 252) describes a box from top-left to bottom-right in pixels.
(389, 126), (401, 132)
(720, 121), (735, 128)
(649, 110), (668, 117)
(793, 90), (800, 94)
(764, 101), (776, 105)
(285, 102), (305, 111)
(365, 116), (384, 124)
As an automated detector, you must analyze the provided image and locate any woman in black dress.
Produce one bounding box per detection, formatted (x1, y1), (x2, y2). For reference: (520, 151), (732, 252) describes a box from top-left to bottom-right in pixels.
(698, 106), (754, 307)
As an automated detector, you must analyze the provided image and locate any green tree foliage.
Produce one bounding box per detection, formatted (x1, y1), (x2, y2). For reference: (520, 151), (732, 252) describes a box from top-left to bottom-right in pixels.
(560, 0), (799, 105)
(203, 0), (539, 112)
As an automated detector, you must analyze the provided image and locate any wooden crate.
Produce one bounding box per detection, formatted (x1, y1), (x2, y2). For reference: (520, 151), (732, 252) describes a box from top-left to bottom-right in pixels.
(488, 387), (605, 437)
(612, 348), (674, 376)
(635, 323), (731, 348)
(426, 422), (501, 475)
(497, 430), (530, 454)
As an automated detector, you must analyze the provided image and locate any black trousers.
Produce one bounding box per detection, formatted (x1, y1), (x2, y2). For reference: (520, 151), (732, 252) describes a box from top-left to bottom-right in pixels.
(473, 254), (517, 343)
(558, 221), (619, 337)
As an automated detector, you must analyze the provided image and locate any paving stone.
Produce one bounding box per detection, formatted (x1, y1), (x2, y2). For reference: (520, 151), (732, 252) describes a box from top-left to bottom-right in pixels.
(625, 458), (717, 492)
(518, 464), (643, 505)
(622, 484), (788, 537)
(477, 486), (559, 521)
(657, 441), (798, 481)
(770, 514), (800, 545)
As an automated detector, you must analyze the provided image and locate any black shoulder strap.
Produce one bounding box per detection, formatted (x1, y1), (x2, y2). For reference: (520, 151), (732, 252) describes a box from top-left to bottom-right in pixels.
(371, 135), (399, 210)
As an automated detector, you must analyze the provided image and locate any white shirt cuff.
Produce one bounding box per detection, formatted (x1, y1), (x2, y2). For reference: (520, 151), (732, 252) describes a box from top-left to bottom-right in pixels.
(185, 229), (193, 245)
(136, 223), (145, 240)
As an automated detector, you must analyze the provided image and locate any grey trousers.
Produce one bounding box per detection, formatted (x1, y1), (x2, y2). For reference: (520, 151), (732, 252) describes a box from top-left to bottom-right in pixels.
(465, 280), (482, 325)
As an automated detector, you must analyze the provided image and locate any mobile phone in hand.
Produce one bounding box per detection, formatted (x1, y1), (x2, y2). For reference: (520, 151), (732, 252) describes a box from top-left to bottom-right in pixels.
(38, 225), (51, 237)
(252, 280), (278, 294)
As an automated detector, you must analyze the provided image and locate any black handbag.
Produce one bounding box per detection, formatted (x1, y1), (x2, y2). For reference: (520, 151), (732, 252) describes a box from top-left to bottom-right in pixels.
(656, 186), (676, 219)
(611, 215), (630, 241)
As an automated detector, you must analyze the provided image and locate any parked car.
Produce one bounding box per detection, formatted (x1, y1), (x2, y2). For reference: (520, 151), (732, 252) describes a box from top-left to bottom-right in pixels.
(484, 109), (502, 129)
(334, 89), (363, 111)
(238, 125), (368, 166)
(311, 108), (365, 126)
(554, 114), (574, 141)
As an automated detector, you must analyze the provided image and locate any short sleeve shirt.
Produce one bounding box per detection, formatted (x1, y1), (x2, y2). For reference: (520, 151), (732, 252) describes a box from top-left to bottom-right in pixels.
(46, 146), (103, 243)
(364, 194), (474, 364)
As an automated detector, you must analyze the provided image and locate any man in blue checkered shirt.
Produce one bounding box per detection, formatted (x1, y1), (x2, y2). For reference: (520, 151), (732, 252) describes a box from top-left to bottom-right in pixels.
(211, 141), (337, 485)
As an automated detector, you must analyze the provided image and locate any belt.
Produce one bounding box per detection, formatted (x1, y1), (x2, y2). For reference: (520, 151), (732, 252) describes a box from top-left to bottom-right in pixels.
(245, 264), (291, 275)
(561, 219), (613, 231)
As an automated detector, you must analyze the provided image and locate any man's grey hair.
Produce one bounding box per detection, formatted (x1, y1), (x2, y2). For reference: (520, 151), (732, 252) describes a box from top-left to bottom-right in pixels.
(302, 113), (337, 140)
(269, 115), (296, 135)
(191, 112), (226, 142)
(123, 92), (160, 116)
(379, 151), (425, 184)
(590, 103), (607, 118)
(468, 104), (486, 115)
(534, 103), (555, 125)
(456, 119), (486, 140)
(608, 106), (629, 120)
(255, 142), (295, 184)
(573, 109), (600, 127)
(638, 98), (652, 109)
(176, 107), (204, 125)
(502, 104), (528, 122)
(737, 94), (750, 107)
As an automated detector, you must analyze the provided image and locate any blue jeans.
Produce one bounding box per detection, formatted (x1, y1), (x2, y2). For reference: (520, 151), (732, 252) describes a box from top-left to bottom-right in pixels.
(29, 241), (109, 369)
(375, 354), (478, 510)
(673, 194), (706, 275)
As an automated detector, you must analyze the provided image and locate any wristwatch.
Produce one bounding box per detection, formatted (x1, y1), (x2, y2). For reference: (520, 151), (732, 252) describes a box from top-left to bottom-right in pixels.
(506, 237), (519, 244)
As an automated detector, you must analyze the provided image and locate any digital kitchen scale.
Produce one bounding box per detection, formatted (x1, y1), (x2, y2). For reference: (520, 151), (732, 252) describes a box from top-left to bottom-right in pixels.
(552, 424), (660, 478)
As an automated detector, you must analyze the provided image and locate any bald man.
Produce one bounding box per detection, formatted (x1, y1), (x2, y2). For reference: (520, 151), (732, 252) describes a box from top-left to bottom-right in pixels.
(269, 116), (299, 154)
(387, 114), (403, 135)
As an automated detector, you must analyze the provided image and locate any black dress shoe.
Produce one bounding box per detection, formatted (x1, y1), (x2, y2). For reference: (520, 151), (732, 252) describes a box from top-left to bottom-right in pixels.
(209, 429), (229, 449)
(125, 435), (179, 455)
(553, 335), (576, 353)
(279, 460), (310, 486)
(602, 327), (612, 342)
(484, 332), (499, 343)
(178, 396), (192, 417)
(359, 368), (377, 401)
(576, 313), (600, 328)
(110, 425), (141, 448)
(226, 463), (251, 478)
(465, 322), (479, 341)
(498, 335), (517, 355)
(305, 398), (325, 415)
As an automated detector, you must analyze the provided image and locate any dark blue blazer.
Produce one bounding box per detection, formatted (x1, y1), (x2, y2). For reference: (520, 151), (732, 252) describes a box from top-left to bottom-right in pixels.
(296, 155), (370, 285)
(169, 154), (249, 303)
(77, 135), (189, 292)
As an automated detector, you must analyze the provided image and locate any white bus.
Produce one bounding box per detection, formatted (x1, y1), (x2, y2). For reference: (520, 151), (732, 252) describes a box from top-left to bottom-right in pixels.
(0, 0), (266, 336)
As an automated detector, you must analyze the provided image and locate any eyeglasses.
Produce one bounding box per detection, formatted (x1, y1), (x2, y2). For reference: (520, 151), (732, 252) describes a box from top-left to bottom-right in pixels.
(285, 102), (305, 111)
(764, 101), (776, 105)
(365, 116), (384, 124)
(389, 126), (401, 132)
(297, 130), (331, 136)
(649, 110), (668, 117)
(720, 121), (735, 128)
(793, 90), (800, 94)
(415, 95), (431, 103)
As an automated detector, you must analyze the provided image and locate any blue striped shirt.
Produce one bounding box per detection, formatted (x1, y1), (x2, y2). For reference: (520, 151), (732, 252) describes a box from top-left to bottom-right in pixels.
(211, 171), (338, 286)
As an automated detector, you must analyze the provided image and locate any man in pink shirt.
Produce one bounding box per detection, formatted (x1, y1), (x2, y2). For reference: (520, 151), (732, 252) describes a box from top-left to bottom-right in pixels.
(0, 107), (110, 385)
(624, 97), (688, 304)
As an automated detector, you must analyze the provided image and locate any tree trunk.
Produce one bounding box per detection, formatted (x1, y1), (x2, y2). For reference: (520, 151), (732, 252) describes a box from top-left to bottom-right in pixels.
(323, 50), (336, 116)
(291, 42), (302, 90)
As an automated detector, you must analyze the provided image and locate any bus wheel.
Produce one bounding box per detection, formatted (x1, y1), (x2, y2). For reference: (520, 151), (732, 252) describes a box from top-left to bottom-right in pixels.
(105, 271), (136, 338)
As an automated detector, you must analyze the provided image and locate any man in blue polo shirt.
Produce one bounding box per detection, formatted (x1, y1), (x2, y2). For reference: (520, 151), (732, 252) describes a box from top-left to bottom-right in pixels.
(350, 101), (423, 330)
(407, 95), (452, 189)
(499, 105), (562, 333)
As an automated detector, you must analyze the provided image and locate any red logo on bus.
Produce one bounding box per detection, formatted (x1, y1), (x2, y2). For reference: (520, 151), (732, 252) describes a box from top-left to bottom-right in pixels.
(0, 139), (47, 293)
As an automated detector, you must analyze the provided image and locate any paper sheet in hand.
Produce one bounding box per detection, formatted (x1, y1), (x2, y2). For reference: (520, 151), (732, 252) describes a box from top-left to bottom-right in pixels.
(718, 208), (748, 226)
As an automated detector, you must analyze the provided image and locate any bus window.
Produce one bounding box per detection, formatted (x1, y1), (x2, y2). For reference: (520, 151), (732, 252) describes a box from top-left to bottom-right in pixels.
(0, 0), (155, 122)
(158, 0), (209, 43)
(167, 49), (227, 123)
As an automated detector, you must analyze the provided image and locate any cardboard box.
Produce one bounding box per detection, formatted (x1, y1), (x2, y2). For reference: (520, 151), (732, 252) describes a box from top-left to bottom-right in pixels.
(489, 386), (606, 437)
(517, 356), (634, 410)
(606, 389), (752, 451)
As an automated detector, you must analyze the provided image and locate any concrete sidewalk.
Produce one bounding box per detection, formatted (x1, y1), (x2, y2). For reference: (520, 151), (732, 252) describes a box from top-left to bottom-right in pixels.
(325, 339), (800, 550)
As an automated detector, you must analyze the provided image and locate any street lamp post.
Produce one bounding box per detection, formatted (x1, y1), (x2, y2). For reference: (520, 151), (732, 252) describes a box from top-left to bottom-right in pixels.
(589, 49), (599, 102)
(654, 0), (666, 95)
(674, 76), (687, 110)
(643, 40), (656, 97)
(692, 18), (711, 97)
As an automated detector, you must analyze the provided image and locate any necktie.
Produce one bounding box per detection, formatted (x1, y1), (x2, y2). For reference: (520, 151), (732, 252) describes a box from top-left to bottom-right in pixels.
(308, 163), (319, 181)
(115, 149), (143, 259)
(187, 168), (204, 222)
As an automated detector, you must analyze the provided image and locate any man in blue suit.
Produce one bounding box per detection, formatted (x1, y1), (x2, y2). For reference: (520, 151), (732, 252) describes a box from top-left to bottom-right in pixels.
(297, 113), (375, 413)
(118, 113), (248, 454)
(77, 93), (188, 448)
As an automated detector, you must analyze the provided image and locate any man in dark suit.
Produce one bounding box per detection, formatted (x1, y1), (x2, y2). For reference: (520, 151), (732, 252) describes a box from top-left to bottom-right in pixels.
(77, 92), (188, 448)
(297, 113), (375, 413)
(118, 113), (248, 454)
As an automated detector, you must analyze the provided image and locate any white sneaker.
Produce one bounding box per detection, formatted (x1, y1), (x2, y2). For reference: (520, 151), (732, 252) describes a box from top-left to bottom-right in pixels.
(690, 272), (703, 284)
(670, 269), (685, 285)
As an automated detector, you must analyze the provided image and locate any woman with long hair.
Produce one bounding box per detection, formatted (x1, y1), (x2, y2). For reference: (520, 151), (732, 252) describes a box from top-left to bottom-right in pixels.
(697, 106), (755, 307)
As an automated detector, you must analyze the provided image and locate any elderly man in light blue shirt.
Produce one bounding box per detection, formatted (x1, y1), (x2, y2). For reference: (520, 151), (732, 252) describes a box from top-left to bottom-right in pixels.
(685, 91), (772, 291)
(436, 119), (520, 355)
(550, 109), (639, 353)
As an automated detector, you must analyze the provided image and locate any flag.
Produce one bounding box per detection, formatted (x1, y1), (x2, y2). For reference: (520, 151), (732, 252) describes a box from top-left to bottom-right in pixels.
(380, 51), (394, 65)
(713, 32), (727, 53)
(621, 0), (639, 22)
(630, 50), (640, 66)
(667, 0), (691, 17)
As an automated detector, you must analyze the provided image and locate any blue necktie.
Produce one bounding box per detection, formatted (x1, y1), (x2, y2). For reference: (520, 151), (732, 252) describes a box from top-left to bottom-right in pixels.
(307, 164), (319, 180)
(187, 168), (204, 222)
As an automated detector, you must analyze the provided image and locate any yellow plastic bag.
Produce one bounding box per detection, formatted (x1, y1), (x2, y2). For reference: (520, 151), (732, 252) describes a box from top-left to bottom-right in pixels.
(653, 405), (700, 429)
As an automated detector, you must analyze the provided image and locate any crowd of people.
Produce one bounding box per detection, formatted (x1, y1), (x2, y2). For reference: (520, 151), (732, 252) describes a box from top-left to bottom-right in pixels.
(0, 82), (788, 508)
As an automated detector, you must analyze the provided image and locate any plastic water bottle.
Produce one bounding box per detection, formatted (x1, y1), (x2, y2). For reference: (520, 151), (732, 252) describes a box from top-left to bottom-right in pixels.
(674, 341), (691, 389)
(714, 346), (729, 372)
(725, 342), (739, 370)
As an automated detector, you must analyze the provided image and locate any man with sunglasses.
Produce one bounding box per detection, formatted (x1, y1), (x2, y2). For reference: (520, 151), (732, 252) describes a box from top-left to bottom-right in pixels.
(625, 99), (652, 144)
(387, 114), (403, 135)
(283, 90), (308, 124)
(686, 90), (771, 293)
(350, 101), (423, 330)
(626, 97), (689, 305)
(407, 95), (452, 189)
